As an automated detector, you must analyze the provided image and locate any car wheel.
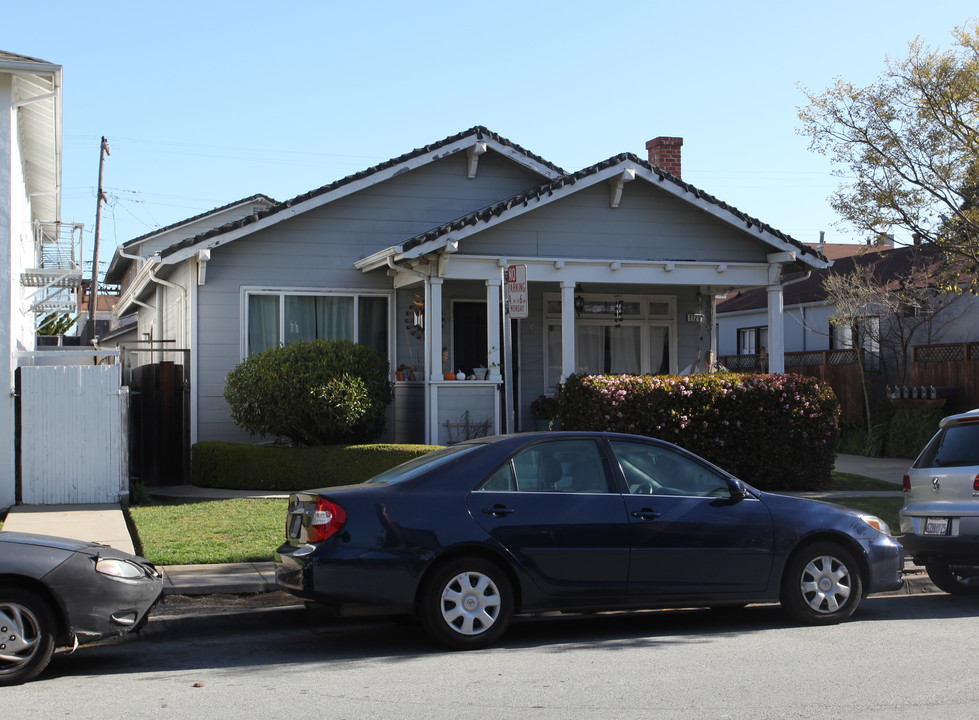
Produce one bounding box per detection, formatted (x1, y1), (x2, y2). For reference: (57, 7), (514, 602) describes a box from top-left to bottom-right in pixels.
(925, 561), (979, 595)
(419, 557), (513, 650)
(0, 589), (57, 686)
(781, 542), (863, 625)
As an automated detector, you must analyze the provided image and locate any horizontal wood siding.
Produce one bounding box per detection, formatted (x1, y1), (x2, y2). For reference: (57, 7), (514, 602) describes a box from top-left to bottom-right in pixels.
(436, 385), (498, 445)
(460, 182), (766, 262)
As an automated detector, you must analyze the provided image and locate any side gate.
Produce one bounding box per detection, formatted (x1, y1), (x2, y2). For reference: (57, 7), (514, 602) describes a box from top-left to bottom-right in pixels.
(125, 356), (190, 486)
(15, 364), (129, 504)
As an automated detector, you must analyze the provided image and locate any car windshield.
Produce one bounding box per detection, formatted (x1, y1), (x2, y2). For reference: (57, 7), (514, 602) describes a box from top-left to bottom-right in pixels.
(915, 423), (979, 468)
(365, 445), (479, 485)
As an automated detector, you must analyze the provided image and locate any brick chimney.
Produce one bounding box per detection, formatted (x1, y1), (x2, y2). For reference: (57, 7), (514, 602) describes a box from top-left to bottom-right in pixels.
(646, 136), (683, 178)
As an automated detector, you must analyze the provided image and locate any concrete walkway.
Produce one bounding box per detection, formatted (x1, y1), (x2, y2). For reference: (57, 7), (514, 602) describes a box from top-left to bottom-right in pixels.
(0, 452), (922, 597)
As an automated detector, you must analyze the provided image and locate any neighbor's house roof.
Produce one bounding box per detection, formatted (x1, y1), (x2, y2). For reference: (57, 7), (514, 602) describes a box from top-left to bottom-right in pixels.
(716, 244), (947, 313)
(1, 50), (62, 225)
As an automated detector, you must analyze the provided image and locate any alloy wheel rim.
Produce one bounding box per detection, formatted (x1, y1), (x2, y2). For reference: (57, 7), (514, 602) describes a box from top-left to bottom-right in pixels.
(440, 571), (501, 636)
(800, 555), (851, 614)
(0, 603), (42, 674)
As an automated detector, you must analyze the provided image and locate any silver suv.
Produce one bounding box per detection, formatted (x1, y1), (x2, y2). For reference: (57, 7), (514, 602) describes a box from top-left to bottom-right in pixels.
(901, 409), (979, 594)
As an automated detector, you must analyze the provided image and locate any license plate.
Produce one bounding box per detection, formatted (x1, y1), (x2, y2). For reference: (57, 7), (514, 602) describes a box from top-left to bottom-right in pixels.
(288, 513), (304, 539)
(924, 517), (951, 536)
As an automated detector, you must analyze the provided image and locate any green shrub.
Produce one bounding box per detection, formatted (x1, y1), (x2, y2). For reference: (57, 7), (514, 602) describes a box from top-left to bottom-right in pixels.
(557, 372), (839, 491)
(191, 441), (441, 491)
(886, 405), (944, 459)
(224, 339), (393, 445)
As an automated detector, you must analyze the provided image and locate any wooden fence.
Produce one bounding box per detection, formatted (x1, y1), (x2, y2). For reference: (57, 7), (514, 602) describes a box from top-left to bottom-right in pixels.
(909, 342), (979, 413)
(720, 349), (865, 422)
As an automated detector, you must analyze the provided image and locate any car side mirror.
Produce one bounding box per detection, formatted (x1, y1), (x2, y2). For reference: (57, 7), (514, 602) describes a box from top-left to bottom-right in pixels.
(727, 478), (749, 500)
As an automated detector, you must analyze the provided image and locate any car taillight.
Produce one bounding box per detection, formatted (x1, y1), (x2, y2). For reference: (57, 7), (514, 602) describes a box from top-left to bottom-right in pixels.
(307, 498), (347, 543)
(903, 474), (911, 492)
(974, 475), (979, 492)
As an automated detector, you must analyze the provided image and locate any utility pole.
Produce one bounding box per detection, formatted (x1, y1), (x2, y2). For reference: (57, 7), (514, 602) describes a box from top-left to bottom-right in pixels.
(88, 136), (110, 336)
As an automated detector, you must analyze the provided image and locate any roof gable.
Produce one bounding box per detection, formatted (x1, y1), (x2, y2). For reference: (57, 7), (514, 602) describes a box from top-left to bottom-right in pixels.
(159, 126), (565, 262)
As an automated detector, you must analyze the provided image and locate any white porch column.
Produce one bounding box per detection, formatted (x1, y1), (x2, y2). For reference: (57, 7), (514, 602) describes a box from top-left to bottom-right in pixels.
(486, 278), (502, 382)
(767, 283), (785, 374)
(427, 277), (443, 444)
(561, 281), (576, 379)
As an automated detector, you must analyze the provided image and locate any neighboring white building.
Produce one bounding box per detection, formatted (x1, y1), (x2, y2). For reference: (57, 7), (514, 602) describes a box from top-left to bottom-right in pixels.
(1, 51), (74, 509)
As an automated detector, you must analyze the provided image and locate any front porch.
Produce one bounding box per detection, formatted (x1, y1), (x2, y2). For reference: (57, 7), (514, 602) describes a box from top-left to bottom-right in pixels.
(375, 253), (795, 445)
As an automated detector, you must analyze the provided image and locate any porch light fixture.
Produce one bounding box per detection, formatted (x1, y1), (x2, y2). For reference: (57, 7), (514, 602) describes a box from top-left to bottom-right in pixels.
(574, 291), (585, 318)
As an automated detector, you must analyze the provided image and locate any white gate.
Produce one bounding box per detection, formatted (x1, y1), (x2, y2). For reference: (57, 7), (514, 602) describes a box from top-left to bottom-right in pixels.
(19, 365), (129, 504)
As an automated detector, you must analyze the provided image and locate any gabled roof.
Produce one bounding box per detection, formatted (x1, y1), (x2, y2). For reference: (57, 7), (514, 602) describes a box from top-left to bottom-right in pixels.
(716, 244), (946, 313)
(159, 126), (565, 261)
(105, 194), (277, 283)
(372, 153), (827, 271)
(120, 193), (277, 249)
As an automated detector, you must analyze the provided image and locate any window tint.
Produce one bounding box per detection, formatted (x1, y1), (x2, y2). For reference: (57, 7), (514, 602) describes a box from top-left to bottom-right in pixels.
(366, 445), (477, 485)
(915, 424), (979, 468)
(609, 440), (729, 497)
(477, 440), (610, 493)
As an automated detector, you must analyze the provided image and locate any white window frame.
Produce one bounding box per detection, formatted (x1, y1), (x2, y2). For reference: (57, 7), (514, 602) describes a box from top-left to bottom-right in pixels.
(240, 287), (393, 365)
(542, 293), (677, 391)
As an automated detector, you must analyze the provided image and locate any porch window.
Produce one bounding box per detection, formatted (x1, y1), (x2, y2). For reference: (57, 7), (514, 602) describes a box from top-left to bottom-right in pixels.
(737, 327), (767, 355)
(544, 294), (675, 389)
(245, 291), (389, 357)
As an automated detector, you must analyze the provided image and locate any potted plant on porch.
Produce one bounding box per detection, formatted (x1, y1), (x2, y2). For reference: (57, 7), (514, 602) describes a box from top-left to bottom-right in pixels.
(530, 394), (560, 431)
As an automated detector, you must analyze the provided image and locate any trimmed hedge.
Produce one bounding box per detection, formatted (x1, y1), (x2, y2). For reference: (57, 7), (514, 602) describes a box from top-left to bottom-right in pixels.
(192, 441), (441, 491)
(885, 405), (945, 459)
(557, 372), (840, 491)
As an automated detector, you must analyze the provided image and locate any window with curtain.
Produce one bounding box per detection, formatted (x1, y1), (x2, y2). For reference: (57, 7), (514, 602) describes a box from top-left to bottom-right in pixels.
(246, 291), (388, 357)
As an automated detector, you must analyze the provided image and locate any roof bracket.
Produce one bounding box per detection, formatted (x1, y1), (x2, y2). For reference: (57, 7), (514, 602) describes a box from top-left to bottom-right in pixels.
(467, 142), (488, 179)
(608, 169), (636, 208)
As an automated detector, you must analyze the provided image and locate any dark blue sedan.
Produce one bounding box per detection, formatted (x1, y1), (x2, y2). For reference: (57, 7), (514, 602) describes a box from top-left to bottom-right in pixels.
(275, 432), (903, 649)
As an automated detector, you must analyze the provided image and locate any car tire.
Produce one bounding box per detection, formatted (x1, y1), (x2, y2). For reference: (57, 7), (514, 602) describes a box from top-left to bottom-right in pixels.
(780, 542), (863, 625)
(0, 588), (57, 686)
(924, 560), (979, 595)
(419, 557), (513, 650)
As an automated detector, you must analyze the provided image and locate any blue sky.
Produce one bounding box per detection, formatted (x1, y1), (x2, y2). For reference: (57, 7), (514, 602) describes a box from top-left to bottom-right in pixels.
(4, 2), (977, 275)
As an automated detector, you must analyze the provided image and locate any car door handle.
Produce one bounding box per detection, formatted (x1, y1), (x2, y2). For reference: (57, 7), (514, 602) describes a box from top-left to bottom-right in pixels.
(483, 505), (515, 516)
(631, 509), (662, 520)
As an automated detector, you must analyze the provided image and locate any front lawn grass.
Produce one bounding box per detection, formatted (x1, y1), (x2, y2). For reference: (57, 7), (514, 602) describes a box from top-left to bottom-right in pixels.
(125, 471), (904, 566)
(127, 498), (287, 566)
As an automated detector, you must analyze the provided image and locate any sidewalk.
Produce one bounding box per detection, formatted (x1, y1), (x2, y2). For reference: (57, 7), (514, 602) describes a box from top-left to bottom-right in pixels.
(1, 453), (930, 597)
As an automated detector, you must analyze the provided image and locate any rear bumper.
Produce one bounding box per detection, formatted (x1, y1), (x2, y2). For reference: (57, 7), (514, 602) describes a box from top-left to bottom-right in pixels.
(899, 534), (979, 565)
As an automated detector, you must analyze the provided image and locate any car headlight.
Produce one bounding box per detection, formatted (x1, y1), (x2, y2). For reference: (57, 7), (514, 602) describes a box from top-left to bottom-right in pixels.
(96, 557), (146, 579)
(859, 514), (891, 536)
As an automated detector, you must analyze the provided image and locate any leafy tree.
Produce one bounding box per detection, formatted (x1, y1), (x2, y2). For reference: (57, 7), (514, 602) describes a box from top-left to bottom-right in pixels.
(224, 339), (393, 446)
(36, 312), (79, 336)
(798, 21), (979, 275)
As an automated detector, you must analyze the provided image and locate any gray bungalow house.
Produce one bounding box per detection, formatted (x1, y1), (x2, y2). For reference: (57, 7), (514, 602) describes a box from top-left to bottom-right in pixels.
(108, 126), (829, 446)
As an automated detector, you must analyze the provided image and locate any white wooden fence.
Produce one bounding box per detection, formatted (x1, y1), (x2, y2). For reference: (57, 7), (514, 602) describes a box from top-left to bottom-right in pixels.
(19, 364), (129, 504)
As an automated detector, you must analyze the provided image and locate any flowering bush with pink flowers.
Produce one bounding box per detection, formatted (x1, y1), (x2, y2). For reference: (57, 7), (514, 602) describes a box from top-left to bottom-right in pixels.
(557, 372), (840, 491)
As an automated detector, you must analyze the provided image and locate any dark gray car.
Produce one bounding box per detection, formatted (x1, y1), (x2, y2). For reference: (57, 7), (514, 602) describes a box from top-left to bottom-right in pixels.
(900, 409), (979, 594)
(0, 532), (163, 685)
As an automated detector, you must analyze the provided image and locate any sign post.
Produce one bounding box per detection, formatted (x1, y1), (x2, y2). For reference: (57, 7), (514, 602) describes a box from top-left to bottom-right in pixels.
(502, 264), (527, 433)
